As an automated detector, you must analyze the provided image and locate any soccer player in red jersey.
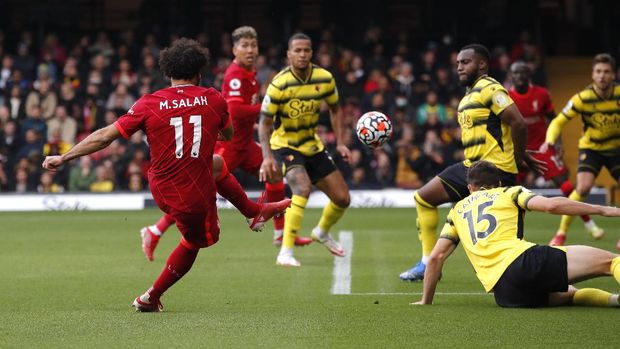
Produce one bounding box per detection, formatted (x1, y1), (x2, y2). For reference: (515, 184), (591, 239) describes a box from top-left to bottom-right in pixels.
(42, 38), (291, 312)
(508, 61), (602, 245)
(139, 27), (311, 261)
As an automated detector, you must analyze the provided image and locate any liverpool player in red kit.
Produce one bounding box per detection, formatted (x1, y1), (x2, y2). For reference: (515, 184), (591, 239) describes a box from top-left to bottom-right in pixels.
(508, 61), (602, 245)
(139, 27), (311, 262)
(42, 38), (291, 312)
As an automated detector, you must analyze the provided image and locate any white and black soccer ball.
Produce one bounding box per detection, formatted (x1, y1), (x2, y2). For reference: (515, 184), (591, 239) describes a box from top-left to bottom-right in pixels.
(356, 111), (393, 148)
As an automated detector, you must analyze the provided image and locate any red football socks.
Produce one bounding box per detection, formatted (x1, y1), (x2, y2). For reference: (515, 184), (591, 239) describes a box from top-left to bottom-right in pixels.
(265, 181), (286, 230)
(149, 243), (199, 300)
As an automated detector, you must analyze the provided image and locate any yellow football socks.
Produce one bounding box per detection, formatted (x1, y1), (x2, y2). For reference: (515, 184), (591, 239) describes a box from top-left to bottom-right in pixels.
(611, 256), (620, 284)
(283, 195), (308, 249)
(573, 288), (614, 307)
(318, 201), (347, 234)
(558, 191), (585, 234)
(414, 192), (438, 257)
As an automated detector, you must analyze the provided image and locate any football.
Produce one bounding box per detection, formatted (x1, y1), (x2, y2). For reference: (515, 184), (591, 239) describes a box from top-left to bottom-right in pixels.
(356, 111), (393, 148)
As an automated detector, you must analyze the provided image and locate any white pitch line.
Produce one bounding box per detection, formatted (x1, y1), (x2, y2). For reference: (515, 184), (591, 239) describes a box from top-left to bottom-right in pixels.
(331, 231), (353, 295)
(346, 292), (490, 296)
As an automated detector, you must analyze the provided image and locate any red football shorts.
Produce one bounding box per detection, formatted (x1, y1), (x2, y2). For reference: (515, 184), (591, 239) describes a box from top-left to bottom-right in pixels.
(214, 141), (263, 175)
(517, 147), (568, 183)
(149, 178), (220, 249)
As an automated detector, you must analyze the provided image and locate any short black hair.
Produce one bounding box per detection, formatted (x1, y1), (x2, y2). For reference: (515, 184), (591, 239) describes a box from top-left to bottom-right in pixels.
(467, 161), (501, 188)
(288, 32), (312, 49)
(461, 44), (490, 63)
(592, 53), (616, 71)
(159, 38), (210, 80)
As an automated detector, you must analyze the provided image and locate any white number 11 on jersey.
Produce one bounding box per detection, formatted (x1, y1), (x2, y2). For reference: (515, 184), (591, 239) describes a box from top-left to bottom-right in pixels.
(170, 115), (202, 158)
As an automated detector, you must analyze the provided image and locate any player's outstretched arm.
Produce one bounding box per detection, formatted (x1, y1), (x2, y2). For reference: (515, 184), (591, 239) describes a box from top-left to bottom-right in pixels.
(412, 238), (457, 305)
(42, 124), (122, 172)
(527, 195), (620, 217)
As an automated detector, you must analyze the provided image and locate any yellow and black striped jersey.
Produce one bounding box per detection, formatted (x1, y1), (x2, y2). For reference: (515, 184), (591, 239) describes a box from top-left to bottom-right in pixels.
(261, 64), (339, 156)
(458, 75), (518, 173)
(439, 186), (537, 292)
(547, 84), (620, 153)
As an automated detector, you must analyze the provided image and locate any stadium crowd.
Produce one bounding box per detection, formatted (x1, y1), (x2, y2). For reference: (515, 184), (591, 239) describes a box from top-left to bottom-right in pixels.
(0, 27), (552, 193)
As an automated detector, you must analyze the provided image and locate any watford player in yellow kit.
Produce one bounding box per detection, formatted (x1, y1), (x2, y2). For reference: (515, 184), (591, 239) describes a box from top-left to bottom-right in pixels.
(413, 161), (620, 308)
(399, 44), (546, 281)
(258, 33), (351, 267)
(541, 54), (620, 249)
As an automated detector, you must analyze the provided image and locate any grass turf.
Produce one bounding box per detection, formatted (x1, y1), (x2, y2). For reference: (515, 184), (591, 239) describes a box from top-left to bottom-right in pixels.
(0, 208), (618, 348)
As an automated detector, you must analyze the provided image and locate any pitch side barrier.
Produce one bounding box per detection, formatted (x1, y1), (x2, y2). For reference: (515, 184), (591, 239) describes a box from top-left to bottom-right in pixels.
(0, 188), (608, 212)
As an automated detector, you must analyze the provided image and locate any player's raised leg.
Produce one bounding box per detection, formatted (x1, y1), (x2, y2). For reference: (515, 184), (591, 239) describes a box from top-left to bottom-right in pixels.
(400, 176), (452, 281)
(312, 170), (350, 257)
(213, 154), (291, 231)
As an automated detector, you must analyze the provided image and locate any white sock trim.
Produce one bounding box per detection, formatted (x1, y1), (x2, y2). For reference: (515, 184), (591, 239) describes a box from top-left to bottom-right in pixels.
(149, 225), (162, 236)
(421, 256), (430, 264)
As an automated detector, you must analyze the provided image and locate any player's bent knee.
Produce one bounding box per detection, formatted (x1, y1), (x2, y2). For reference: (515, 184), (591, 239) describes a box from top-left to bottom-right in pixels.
(332, 196), (350, 208)
(292, 184), (312, 198)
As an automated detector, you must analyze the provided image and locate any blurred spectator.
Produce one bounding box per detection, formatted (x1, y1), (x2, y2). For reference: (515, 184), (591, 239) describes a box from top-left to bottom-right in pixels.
(0, 54), (13, 90)
(417, 91), (447, 125)
(25, 80), (57, 120)
(0, 161), (8, 191)
(340, 70), (364, 101)
(43, 128), (71, 157)
(11, 158), (38, 193)
(394, 62), (415, 100)
(432, 67), (460, 104)
(90, 165), (114, 192)
(137, 53), (165, 91)
(37, 171), (64, 193)
(0, 120), (20, 171)
(106, 83), (136, 114)
(111, 59), (137, 90)
(127, 173), (144, 192)
(6, 85), (26, 120)
(16, 129), (43, 161)
(373, 148), (394, 187)
(12, 167), (34, 193)
(57, 82), (81, 120)
(46, 105), (77, 144)
(61, 58), (82, 92)
(13, 44), (36, 82)
(21, 105), (47, 141)
(68, 156), (96, 192)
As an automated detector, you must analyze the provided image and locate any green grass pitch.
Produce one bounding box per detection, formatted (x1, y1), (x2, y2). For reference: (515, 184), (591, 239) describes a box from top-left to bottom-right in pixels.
(1, 207), (618, 348)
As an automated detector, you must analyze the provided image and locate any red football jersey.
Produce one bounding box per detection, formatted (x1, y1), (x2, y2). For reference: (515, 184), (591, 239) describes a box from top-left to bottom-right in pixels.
(114, 85), (230, 213)
(509, 85), (554, 150)
(220, 61), (260, 149)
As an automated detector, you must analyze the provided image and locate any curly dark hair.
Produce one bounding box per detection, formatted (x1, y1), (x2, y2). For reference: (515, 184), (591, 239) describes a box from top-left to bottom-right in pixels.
(159, 38), (210, 80)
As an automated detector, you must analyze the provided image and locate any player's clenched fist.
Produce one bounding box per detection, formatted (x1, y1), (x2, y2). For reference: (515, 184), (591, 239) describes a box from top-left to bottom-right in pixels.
(42, 156), (64, 172)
